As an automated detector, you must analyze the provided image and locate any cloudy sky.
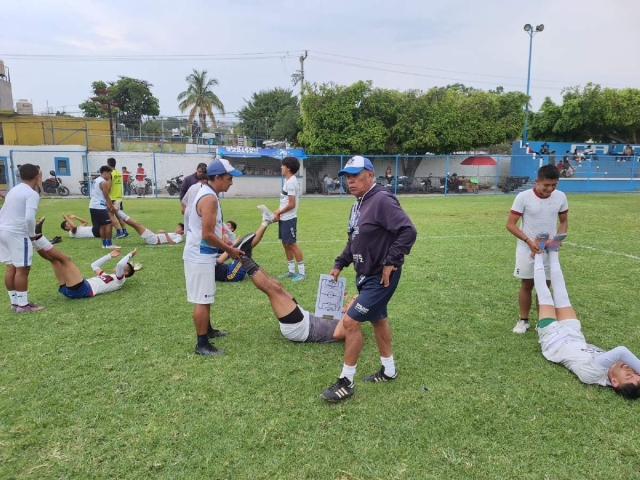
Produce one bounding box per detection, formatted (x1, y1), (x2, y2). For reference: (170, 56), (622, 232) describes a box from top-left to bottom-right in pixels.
(2, 0), (639, 121)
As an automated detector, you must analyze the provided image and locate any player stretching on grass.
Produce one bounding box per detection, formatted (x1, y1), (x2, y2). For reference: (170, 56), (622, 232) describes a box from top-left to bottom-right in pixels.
(533, 234), (640, 399)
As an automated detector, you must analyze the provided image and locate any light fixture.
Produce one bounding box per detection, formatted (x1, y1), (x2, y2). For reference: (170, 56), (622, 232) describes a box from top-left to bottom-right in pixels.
(524, 24), (532, 32)
(536, 24), (545, 32)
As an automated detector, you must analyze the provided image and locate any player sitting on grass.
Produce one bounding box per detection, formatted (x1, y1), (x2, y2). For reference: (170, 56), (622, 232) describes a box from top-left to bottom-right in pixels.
(35, 236), (137, 298)
(533, 233), (640, 399)
(114, 211), (184, 245)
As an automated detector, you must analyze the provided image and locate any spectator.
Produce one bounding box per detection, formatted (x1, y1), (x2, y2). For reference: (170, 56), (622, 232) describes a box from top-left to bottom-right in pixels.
(540, 143), (550, 155)
(622, 145), (634, 162)
(560, 159), (575, 178)
(548, 150), (557, 166)
(35, 165), (44, 195)
(15, 165), (22, 185)
(607, 144), (617, 157)
(135, 163), (146, 198)
(323, 174), (333, 195)
(122, 167), (131, 196)
(180, 162), (208, 201)
(384, 166), (395, 185)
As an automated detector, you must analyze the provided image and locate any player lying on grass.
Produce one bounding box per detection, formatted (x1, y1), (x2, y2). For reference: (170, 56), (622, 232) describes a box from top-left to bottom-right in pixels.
(533, 233), (640, 399)
(34, 235), (137, 298)
(237, 252), (348, 343)
(61, 213), (101, 238)
(113, 211), (184, 245)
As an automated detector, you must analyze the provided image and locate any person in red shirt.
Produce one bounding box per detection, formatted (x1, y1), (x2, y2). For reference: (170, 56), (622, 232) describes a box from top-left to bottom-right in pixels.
(135, 163), (146, 198)
(122, 166), (131, 196)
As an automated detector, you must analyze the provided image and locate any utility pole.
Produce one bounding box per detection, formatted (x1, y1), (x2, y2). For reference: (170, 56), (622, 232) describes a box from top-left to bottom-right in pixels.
(292, 50), (308, 113)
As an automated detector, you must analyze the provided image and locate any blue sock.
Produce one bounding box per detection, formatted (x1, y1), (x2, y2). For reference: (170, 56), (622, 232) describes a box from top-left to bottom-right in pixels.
(116, 229), (122, 235)
(123, 229), (128, 234)
(106, 239), (112, 247)
(102, 239), (107, 247)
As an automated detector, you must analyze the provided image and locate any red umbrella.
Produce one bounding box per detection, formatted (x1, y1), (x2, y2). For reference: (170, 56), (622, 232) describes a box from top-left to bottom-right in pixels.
(460, 155), (497, 166)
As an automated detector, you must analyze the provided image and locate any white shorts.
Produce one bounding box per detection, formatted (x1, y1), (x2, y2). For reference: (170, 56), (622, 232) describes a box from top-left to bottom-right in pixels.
(184, 260), (216, 304)
(136, 180), (145, 189)
(33, 236), (54, 252)
(537, 319), (583, 363)
(0, 231), (33, 267)
(141, 229), (159, 245)
(279, 308), (310, 342)
(514, 248), (550, 280)
(112, 200), (123, 210)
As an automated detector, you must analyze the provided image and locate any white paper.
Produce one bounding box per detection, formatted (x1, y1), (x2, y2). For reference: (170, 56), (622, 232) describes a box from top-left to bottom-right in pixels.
(315, 274), (346, 320)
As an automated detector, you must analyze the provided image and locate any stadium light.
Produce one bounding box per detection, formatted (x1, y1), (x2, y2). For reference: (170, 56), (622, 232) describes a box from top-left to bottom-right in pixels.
(522, 23), (545, 145)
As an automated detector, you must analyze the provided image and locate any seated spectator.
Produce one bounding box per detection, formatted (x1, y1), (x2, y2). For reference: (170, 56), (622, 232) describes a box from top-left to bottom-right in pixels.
(384, 166), (395, 185)
(622, 145), (634, 162)
(607, 144), (617, 157)
(563, 151), (571, 163)
(560, 159), (575, 178)
(540, 143), (550, 155)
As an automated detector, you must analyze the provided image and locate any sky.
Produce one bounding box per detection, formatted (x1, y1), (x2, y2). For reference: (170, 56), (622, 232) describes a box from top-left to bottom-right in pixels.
(2, 0), (639, 122)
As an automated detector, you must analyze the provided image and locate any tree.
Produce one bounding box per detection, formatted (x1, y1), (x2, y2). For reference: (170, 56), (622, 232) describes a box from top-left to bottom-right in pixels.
(529, 83), (640, 143)
(237, 88), (300, 142)
(177, 69), (225, 131)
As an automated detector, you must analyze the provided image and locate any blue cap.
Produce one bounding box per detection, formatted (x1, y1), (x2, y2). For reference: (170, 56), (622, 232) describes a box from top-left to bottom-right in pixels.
(338, 156), (374, 176)
(207, 159), (242, 177)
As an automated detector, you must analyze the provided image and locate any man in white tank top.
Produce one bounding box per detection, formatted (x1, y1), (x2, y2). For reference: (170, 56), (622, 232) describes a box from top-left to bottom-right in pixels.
(183, 159), (246, 356)
(89, 166), (119, 249)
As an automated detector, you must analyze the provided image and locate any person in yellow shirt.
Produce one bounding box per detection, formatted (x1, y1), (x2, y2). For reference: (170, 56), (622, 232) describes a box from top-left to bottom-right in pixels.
(107, 158), (129, 238)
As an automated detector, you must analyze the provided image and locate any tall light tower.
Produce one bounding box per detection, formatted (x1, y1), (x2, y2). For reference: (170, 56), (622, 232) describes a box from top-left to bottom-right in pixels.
(522, 23), (544, 145)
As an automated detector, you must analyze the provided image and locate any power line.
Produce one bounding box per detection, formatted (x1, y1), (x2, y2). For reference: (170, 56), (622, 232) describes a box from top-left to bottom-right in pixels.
(0, 51), (304, 62)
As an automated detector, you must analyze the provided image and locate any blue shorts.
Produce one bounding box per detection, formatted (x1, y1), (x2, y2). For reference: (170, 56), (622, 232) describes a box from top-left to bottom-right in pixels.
(59, 280), (93, 299)
(214, 260), (246, 282)
(278, 218), (297, 244)
(347, 267), (402, 322)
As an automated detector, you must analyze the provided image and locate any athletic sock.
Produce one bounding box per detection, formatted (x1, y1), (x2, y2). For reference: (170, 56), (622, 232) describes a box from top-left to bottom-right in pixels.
(287, 260), (295, 274)
(534, 254), (553, 306)
(106, 239), (112, 247)
(116, 211), (130, 222)
(102, 239), (107, 247)
(123, 229), (128, 234)
(15, 291), (28, 307)
(8, 290), (16, 306)
(297, 261), (306, 276)
(207, 324), (215, 335)
(548, 251), (571, 308)
(381, 355), (396, 377)
(116, 229), (122, 236)
(340, 364), (357, 383)
(197, 334), (210, 348)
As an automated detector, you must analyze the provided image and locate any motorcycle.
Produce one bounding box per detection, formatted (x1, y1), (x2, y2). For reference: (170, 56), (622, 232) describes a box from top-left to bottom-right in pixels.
(79, 179), (89, 196)
(43, 170), (70, 196)
(166, 174), (183, 196)
(129, 177), (154, 196)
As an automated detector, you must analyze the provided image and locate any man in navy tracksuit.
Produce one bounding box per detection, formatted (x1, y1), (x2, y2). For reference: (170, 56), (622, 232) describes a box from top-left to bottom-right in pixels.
(321, 156), (417, 402)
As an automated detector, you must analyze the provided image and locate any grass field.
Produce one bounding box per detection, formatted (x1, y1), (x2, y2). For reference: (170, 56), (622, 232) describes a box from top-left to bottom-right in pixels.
(1, 193), (639, 479)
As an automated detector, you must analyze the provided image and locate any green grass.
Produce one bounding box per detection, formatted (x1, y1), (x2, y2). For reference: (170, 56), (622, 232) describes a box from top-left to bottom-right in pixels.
(1, 193), (639, 479)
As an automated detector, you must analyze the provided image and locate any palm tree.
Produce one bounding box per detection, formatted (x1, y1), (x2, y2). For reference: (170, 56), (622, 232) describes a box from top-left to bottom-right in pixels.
(177, 69), (225, 132)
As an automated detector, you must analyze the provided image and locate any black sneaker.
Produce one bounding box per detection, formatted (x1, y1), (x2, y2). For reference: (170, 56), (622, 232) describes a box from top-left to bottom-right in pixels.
(194, 343), (224, 356)
(362, 366), (397, 382)
(35, 217), (45, 235)
(51, 236), (62, 245)
(235, 233), (256, 258)
(320, 377), (354, 402)
(208, 329), (228, 338)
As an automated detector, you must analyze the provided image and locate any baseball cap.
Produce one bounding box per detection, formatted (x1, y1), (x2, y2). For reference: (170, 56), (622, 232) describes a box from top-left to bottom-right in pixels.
(207, 159), (242, 177)
(338, 156), (374, 176)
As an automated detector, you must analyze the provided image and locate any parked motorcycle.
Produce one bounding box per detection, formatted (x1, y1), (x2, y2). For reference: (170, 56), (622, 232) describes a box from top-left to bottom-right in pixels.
(166, 174), (183, 196)
(79, 179), (89, 196)
(43, 170), (70, 196)
(129, 177), (154, 196)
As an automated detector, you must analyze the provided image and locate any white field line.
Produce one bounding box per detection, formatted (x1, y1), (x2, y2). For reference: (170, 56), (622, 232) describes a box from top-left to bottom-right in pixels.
(562, 242), (640, 260)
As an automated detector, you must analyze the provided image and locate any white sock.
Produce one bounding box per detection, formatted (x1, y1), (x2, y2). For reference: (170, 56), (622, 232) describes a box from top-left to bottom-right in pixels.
(297, 261), (305, 276)
(287, 260), (295, 274)
(8, 290), (17, 305)
(381, 355), (396, 377)
(340, 364), (357, 383)
(533, 254), (553, 306)
(548, 251), (571, 308)
(117, 211), (130, 222)
(15, 291), (28, 307)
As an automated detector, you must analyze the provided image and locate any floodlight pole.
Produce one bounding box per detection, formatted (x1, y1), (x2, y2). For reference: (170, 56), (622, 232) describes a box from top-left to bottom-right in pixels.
(522, 24), (544, 145)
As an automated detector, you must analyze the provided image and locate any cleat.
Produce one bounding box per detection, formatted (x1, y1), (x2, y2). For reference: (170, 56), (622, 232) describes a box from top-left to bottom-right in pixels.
(240, 255), (260, 277)
(194, 343), (225, 356)
(545, 233), (567, 252)
(208, 329), (228, 338)
(132, 262), (143, 271)
(16, 302), (45, 313)
(121, 232), (130, 238)
(512, 319), (530, 334)
(51, 236), (62, 245)
(362, 366), (397, 382)
(257, 205), (275, 225)
(236, 233), (256, 258)
(535, 232), (549, 252)
(320, 377), (354, 402)
(278, 272), (296, 279)
(35, 217), (46, 235)
(291, 273), (306, 282)
(115, 233), (126, 239)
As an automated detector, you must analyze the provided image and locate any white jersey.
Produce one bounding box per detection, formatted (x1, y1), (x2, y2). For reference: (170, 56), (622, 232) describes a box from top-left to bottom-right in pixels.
(182, 182), (203, 232)
(86, 273), (126, 296)
(183, 184), (222, 264)
(510, 189), (568, 254)
(157, 232), (183, 245)
(69, 226), (96, 238)
(279, 176), (300, 221)
(0, 183), (40, 236)
(89, 177), (108, 209)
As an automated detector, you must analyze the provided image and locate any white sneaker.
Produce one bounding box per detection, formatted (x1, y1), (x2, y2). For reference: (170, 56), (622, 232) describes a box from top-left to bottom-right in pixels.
(512, 320), (530, 334)
(257, 205), (275, 225)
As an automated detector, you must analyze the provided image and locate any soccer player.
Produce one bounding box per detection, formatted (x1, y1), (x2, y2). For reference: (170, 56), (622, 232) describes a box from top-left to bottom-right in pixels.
(107, 157), (129, 239)
(0, 163), (45, 313)
(90, 166), (119, 249)
(533, 234), (640, 399)
(506, 165), (569, 334)
(237, 254), (348, 343)
(61, 213), (100, 238)
(114, 210), (184, 245)
(270, 156), (306, 281)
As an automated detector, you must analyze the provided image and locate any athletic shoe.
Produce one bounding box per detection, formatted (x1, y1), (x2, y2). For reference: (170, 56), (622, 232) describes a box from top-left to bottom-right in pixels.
(51, 236), (62, 245)
(103, 244), (121, 249)
(320, 377), (355, 402)
(121, 232), (130, 238)
(278, 272), (296, 278)
(16, 302), (45, 313)
(362, 366), (398, 382)
(236, 233), (256, 258)
(512, 319), (530, 334)
(257, 205), (275, 225)
(132, 262), (143, 271)
(545, 233), (567, 252)
(10, 304), (17, 312)
(194, 343), (225, 356)
(208, 329), (228, 338)
(536, 232), (549, 252)
(115, 232), (126, 239)
(35, 217), (45, 235)
(291, 273), (306, 282)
